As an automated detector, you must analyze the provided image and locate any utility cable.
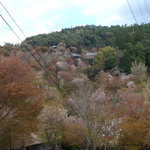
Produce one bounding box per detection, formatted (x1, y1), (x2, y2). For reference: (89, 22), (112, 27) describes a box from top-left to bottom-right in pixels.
(0, 14), (56, 85)
(0, 0), (58, 79)
(143, 0), (150, 20)
(0, 1), (85, 95)
(136, 0), (146, 23)
(126, 0), (144, 39)
(126, 0), (139, 25)
(0, 1), (26, 37)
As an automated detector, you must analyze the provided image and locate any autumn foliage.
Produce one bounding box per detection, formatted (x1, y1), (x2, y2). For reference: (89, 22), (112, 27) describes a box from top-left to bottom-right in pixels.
(0, 44), (150, 150)
(117, 93), (150, 150)
(0, 57), (43, 149)
(63, 123), (86, 147)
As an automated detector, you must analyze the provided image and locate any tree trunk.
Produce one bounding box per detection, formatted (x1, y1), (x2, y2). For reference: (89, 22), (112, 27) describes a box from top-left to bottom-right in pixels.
(21, 146), (26, 150)
(54, 143), (59, 150)
(21, 139), (26, 150)
(88, 143), (96, 150)
(104, 138), (107, 150)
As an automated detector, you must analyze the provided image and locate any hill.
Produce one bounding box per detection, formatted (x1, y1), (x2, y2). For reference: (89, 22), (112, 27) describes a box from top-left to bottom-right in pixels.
(24, 24), (150, 49)
(23, 24), (150, 73)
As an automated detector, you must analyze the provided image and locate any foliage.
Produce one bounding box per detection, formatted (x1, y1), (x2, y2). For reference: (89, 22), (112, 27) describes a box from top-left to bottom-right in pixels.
(99, 46), (119, 71)
(65, 83), (117, 150)
(1, 24), (150, 150)
(23, 25), (145, 50)
(39, 101), (67, 150)
(1, 24), (150, 73)
(35, 46), (49, 53)
(120, 42), (145, 73)
(0, 48), (10, 56)
(92, 46), (119, 78)
(93, 50), (104, 70)
(0, 57), (43, 149)
(63, 123), (86, 147)
(117, 92), (150, 150)
(131, 61), (147, 83)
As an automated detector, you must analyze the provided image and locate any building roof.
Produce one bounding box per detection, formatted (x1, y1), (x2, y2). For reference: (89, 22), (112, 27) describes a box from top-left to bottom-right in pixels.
(71, 53), (80, 58)
(85, 52), (97, 56)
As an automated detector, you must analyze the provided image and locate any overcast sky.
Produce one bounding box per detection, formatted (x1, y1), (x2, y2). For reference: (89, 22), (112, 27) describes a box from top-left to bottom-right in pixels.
(0, 0), (150, 45)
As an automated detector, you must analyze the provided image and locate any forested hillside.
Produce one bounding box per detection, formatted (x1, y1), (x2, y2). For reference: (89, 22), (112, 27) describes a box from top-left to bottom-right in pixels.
(24, 24), (149, 50)
(24, 24), (150, 73)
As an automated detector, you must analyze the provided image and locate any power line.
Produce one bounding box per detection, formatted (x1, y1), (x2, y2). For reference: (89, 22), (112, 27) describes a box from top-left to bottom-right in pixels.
(126, 0), (144, 39)
(0, 1), (26, 37)
(0, 14), (56, 85)
(143, 0), (150, 20)
(136, 0), (146, 23)
(0, 0), (58, 79)
(0, 0), (61, 89)
(126, 0), (139, 25)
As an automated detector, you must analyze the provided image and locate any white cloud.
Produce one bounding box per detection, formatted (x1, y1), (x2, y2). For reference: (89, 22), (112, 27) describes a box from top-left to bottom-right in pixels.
(0, 0), (140, 45)
(72, 0), (101, 6)
(0, 18), (58, 45)
(95, 15), (122, 26)
(0, 0), (64, 45)
(81, 0), (126, 25)
(0, 30), (22, 45)
(25, 0), (65, 19)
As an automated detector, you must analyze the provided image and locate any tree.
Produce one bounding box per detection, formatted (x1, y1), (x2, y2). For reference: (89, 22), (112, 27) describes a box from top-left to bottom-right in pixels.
(35, 46), (49, 53)
(117, 92), (150, 150)
(93, 50), (104, 70)
(39, 101), (67, 150)
(119, 43), (133, 73)
(101, 46), (119, 70)
(63, 123), (86, 148)
(93, 46), (119, 72)
(145, 43), (150, 71)
(66, 83), (117, 150)
(120, 42), (145, 73)
(0, 48), (10, 57)
(0, 57), (43, 149)
(131, 61), (147, 83)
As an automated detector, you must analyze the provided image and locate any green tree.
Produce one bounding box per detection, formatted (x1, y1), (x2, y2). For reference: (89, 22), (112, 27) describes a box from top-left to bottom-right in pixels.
(93, 46), (118, 71)
(102, 46), (119, 70)
(120, 42), (145, 73)
(93, 50), (104, 70)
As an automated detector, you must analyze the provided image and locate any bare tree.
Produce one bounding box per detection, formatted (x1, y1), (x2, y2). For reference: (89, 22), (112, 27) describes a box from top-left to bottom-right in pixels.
(39, 102), (67, 150)
(66, 82), (117, 150)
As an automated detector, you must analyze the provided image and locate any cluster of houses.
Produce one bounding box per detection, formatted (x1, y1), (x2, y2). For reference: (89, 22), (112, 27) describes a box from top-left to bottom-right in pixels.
(71, 52), (97, 66)
(51, 43), (97, 65)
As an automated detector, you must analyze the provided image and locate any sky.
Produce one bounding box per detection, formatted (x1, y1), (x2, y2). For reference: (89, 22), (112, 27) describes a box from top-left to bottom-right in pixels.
(0, 0), (150, 45)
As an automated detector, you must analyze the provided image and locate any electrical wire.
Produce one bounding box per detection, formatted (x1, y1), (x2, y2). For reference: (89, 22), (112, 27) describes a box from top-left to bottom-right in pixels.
(0, 0), (62, 90)
(126, 0), (139, 25)
(136, 0), (146, 23)
(0, 1), (26, 37)
(0, 14), (56, 85)
(0, 0), (58, 79)
(126, 0), (144, 39)
(143, 0), (150, 20)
